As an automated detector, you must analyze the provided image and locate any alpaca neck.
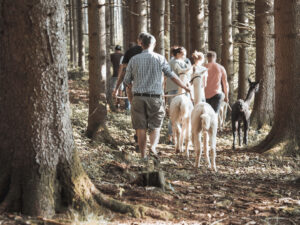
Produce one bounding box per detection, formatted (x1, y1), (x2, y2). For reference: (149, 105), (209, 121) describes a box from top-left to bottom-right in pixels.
(244, 90), (255, 106)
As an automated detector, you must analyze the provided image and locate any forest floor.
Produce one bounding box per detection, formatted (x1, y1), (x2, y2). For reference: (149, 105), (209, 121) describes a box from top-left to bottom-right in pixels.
(68, 76), (300, 225)
(1, 75), (299, 225)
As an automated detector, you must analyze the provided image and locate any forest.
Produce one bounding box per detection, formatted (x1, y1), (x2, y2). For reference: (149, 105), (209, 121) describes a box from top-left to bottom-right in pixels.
(0, 0), (299, 224)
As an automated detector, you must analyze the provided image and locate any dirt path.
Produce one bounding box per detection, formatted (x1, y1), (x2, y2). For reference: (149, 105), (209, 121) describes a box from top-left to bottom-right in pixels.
(67, 78), (300, 224)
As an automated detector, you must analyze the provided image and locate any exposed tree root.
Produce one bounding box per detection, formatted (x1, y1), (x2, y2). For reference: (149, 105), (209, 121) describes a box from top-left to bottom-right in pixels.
(0, 180), (21, 213)
(92, 189), (173, 220)
(250, 129), (299, 156)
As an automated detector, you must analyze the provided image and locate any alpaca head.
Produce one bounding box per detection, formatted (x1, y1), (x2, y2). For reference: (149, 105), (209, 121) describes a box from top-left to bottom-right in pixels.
(248, 78), (260, 93)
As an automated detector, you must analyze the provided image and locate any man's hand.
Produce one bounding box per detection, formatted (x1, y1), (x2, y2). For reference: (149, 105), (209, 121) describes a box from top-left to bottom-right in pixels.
(184, 85), (191, 93)
(112, 89), (118, 98)
(224, 96), (229, 103)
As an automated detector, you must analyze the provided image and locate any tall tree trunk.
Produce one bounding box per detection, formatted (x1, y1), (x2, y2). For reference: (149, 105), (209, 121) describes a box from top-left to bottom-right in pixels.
(253, 0), (300, 155)
(68, 0), (74, 67)
(208, 0), (222, 61)
(221, 0), (234, 105)
(189, 0), (205, 53)
(178, 0), (186, 46)
(72, 0), (78, 66)
(86, 0), (107, 138)
(77, 0), (85, 70)
(237, 0), (249, 99)
(170, 0), (179, 46)
(185, 0), (190, 56)
(129, 1), (137, 43)
(136, 0), (147, 34)
(0, 0), (97, 217)
(165, 0), (171, 59)
(251, 0), (275, 129)
(122, 0), (130, 49)
(151, 0), (165, 55)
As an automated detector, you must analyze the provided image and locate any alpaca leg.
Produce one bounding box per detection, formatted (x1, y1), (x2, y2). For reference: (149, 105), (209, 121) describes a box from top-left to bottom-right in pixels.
(173, 122), (180, 153)
(194, 132), (202, 168)
(238, 121), (242, 147)
(232, 121), (237, 149)
(204, 131), (211, 168)
(184, 118), (190, 158)
(210, 129), (217, 172)
(243, 119), (249, 146)
(179, 122), (186, 153)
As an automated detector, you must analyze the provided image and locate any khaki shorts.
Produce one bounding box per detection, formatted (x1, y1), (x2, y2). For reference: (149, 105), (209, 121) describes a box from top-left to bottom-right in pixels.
(131, 96), (165, 130)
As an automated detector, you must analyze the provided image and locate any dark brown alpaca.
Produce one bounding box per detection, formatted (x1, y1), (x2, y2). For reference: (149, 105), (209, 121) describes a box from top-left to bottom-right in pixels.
(231, 78), (260, 149)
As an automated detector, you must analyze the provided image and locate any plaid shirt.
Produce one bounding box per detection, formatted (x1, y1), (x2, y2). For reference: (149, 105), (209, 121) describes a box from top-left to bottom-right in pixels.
(124, 49), (177, 95)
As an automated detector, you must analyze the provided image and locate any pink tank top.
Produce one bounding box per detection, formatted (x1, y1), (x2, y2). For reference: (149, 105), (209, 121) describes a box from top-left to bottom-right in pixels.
(204, 62), (223, 99)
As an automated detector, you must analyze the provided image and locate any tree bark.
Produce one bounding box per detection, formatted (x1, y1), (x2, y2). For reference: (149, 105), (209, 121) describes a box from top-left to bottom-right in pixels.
(178, 0), (186, 46)
(252, 0), (300, 154)
(251, 0), (275, 129)
(0, 0), (97, 217)
(164, 0), (171, 59)
(189, 0), (205, 53)
(122, 0), (130, 49)
(86, 0), (107, 138)
(72, 0), (78, 66)
(170, 0), (179, 46)
(68, 0), (74, 67)
(237, 0), (249, 99)
(151, 0), (165, 55)
(77, 0), (85, 70)
(136, 0), (147, 34)
(185, 0), (190, 56)
(221, 0), (234, 105)
(208, 0), (222, 61)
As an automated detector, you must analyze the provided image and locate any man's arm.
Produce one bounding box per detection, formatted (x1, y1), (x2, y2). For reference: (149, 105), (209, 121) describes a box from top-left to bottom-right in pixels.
(112, 64), (127, 97)
(221, 66), (229, 102)
(171, 75), (190, 93)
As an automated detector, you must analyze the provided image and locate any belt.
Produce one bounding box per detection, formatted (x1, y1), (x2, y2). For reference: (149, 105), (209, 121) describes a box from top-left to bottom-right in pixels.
(134, 93), (161, 98)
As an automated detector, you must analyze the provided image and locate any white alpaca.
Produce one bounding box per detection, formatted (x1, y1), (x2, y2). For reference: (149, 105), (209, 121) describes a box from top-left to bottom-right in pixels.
(170, 94), (193, 157)
(191, 102), (218, 171)
(190, 64), (208, 105)
(218, 82), (229, 131)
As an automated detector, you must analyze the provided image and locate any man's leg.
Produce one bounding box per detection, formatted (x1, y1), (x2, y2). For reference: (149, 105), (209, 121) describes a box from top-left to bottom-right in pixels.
(149, 128), (160, 155)
(137, 129), (147, 158)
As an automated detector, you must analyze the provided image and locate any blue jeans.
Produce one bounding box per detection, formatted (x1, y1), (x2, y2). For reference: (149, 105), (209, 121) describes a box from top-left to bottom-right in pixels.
(124, 85), (131, 110)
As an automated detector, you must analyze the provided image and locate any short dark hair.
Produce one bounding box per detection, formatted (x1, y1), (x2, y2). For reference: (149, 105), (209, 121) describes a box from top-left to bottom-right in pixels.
(141, 33), (156, 48)
(115, 45), (121, 51)
(138, 32), (148, 41)
(207, 51), (217, 59)
(173, 47), (184, 56)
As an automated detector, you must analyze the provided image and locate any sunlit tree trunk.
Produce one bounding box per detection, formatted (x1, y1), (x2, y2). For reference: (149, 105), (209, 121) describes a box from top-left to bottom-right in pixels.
(253, 0), (300, 154)
(221, 0), (234, 104)
(72, 0), (78, 65)
(237, 0), (248, 99)
(208, 0), (222, 61)
(86, 0), (107, 138)
(170, 0), (179, 46)
(77, 0), (85, 70)
(189, 0), (205, 53)
(151, 0), (165, 55)
(251, 0), (275, 129)
(165, 0), (171, 59)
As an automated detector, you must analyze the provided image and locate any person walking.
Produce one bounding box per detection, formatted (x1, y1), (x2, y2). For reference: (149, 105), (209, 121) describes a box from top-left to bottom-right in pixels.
(109, 45), (123, 110)
(124, 34), (190, 160)
(204, 51), (229, 113)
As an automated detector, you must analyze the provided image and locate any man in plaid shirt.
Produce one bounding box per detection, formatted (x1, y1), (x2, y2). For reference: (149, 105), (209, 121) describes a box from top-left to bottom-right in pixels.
(124, 33), (190, 160)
